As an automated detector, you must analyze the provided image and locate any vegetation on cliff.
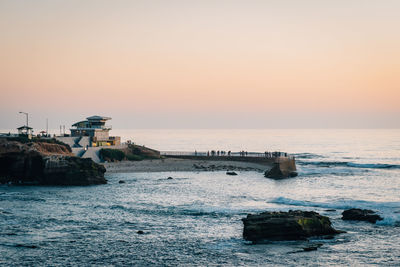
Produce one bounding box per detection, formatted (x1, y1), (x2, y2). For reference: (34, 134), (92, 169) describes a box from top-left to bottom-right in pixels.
(99, 144), (160, 162)
(5, 136), (72, 152)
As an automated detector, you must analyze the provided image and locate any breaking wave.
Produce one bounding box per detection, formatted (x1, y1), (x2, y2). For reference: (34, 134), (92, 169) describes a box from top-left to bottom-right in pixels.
(269, 197), (400, 226)
(104, 204), (235, 218)
(298, 161), (400, 169)
(293, 153), (325, 159)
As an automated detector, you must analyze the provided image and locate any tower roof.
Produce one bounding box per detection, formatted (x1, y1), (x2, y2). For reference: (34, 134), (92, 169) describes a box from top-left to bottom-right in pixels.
(17, 125), (33, 130)
(86, 115), (111, 121)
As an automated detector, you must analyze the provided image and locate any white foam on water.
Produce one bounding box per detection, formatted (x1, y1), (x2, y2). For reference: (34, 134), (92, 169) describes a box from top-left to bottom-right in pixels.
(269, 196), (400, 226)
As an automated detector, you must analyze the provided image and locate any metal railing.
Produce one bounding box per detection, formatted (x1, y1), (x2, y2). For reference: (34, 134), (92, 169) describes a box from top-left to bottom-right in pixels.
(70, 125), (112, 130)
(160, 150), (295, 159)
(0, 133), (20, 137)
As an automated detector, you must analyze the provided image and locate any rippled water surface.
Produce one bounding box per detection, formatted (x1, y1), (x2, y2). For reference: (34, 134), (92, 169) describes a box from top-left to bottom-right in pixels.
(1, 129), (399, 266)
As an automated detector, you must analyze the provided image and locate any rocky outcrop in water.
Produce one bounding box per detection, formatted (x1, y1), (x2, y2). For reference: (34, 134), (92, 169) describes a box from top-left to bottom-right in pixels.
(342, 209), (383, 223)
(0, 138), (106, 185)
(264, 162), (298, 179)
(242, 210), (343, 242)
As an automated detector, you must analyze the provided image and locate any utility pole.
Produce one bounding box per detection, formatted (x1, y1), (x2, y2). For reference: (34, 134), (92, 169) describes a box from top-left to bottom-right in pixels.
(46, 118), (48, 136)
(19, 111), (28, 127)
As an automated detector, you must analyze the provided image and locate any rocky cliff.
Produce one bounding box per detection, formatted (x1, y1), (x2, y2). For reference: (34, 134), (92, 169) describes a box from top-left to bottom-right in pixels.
(0, 138), (106, 185)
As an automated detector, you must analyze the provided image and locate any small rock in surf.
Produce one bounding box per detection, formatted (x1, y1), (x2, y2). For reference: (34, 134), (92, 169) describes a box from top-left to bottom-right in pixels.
(341, 208), (383, 223)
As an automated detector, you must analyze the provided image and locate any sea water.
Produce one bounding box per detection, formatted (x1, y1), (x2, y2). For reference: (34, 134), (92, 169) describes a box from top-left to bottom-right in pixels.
(1, 129), (399, 266)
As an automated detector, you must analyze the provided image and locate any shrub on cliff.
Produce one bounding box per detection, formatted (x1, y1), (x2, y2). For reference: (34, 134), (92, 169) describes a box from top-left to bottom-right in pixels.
(125, 154), (144, 161)
(99, 148), (125, 162)
(100, 145), (161, 162)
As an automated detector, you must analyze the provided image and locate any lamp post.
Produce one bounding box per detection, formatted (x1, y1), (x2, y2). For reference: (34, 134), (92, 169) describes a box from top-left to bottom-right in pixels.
(19, 111), (28, 127)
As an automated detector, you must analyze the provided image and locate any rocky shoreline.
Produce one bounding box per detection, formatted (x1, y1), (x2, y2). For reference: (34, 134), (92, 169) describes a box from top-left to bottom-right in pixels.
(0, 138), (106, 185)
(103, 158), (271, 173)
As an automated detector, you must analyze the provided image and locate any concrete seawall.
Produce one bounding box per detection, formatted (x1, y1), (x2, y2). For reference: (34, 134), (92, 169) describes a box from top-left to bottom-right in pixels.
(165, 155), (297, 177)
(164, 155), (276, 165)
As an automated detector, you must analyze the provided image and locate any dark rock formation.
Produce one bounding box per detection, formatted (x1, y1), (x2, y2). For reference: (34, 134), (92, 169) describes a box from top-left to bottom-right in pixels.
(342, 209), (383, 223)
(265, 161), (297, 179)
(119, 180), (126, 184)
(0, 138), (106, 185)
(242, 210), (343, 242)
(167, 177), (173, 180)
(226, 171), (238, 176)
(303, 243), (323, 252)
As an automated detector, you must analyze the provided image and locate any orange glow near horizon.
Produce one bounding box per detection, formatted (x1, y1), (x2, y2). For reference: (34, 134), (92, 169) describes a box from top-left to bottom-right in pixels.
(0, 1), (399, 128)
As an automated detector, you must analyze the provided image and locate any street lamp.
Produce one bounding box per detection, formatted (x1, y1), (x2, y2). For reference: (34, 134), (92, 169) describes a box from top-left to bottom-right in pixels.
(19, 111), (28, 127)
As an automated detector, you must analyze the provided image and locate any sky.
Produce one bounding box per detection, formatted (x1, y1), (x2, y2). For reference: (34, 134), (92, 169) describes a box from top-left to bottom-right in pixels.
(0, 0), (399, 129)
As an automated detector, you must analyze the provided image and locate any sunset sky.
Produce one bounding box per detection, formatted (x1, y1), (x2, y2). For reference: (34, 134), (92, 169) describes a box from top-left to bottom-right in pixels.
(1, 0), (399, 129)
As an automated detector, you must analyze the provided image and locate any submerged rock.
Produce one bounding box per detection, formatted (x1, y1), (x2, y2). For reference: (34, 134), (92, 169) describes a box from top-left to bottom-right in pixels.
(303, 243), (323, 252)
(119, 180), (126, 184)
(226, 171), (238, 176)
(342, 209), (383, 223)
(242, 210), (343, 242)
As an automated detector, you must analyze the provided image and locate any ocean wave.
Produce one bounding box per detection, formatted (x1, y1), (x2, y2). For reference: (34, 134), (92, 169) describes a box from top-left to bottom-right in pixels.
(106, 204), (234, 218)
(269, 197), (400, 226)
(298, 161), (400, 169)
(293, 153), (325, 159)
(297, 167), (368, 177)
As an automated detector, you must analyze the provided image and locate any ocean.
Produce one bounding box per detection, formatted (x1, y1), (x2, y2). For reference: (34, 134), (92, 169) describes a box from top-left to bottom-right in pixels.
(1, 129), (399, 266)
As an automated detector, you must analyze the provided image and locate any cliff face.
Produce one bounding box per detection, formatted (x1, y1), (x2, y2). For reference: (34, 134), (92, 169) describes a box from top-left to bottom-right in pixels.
(0, 139), (106, 185)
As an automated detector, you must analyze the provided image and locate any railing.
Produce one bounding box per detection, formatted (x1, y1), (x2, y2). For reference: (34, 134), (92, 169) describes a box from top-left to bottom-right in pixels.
(160, 151), (295, 159)
(0, 133), (20, 137)
(70, 125), (112, 130)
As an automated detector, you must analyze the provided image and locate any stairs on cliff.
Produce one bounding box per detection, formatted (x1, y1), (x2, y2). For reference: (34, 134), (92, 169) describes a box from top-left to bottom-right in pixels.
(81, 148), (102, 163)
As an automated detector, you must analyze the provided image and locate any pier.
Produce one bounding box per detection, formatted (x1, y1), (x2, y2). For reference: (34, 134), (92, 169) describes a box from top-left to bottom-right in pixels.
(160, 150), (295, 166)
